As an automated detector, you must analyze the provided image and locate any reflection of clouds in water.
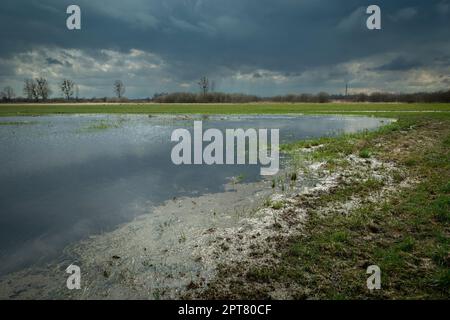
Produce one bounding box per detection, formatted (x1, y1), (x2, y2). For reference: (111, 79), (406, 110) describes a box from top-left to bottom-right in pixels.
(0, 115), (390, 275)
(0, 115), (173, 178)
(0, 218), (93, 274)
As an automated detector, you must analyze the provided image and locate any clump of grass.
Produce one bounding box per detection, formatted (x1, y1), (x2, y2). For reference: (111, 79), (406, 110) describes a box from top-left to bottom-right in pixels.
(271, 201), (284, 210)
(246, 267), (279, 283)
(178, 232), (187, 244)
(359, 149), (371, 159)
(432, 195), (450, 223)
(263, 198), (285, 210)
(263, 197), (272, 207)
(397, 236), (416, 252)
(329, 230), (350, 244)
(82, 119), (126, 132)
(403, 158), (417, 167)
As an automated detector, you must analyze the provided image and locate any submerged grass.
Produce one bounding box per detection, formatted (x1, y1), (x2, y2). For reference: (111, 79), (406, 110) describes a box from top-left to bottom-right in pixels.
(80, 118), (127, 132)
(0, 121), (38, 126)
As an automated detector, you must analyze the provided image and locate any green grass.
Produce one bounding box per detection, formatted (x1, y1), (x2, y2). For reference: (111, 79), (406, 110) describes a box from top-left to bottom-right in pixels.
(79, 118), (127, 132)
(196, 112), (450, 300)
(0, 102), (449, 117)
(359, 149), (372, 159)
(261, 116), (449, 299)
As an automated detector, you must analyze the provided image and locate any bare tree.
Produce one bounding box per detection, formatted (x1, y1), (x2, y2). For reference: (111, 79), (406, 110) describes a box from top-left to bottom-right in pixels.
(35, 77), (52, 100)
(198, 76), (209, 95)
(113, 80), (125, 99)
(23, 79), (39, 101)
(60, 79), (75, 100)
(317, 92), (330, 103)
(1, 86), (15, 101)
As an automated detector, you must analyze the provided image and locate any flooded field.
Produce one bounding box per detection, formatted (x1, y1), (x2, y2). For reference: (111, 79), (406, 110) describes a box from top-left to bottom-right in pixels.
(0, 114), (390, 293)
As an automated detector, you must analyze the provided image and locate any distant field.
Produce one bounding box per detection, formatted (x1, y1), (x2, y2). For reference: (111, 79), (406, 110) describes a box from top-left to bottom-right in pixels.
(1, 103), (450, 117)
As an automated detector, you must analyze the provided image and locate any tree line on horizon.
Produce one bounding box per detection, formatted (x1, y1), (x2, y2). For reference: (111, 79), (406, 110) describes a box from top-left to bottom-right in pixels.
(0, 76), (449, 103)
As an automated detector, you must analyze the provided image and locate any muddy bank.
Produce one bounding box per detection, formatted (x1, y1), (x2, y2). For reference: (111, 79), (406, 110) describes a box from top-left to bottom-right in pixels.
(184, 117), (450, 300)
(0, 141), (406, 300)
(0, 167), (316, 299)
(184, 152), (412, 299)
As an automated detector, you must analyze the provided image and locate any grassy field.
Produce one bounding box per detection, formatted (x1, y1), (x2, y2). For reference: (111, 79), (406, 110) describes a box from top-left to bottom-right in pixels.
(0, 102), (450, 117)
(276, 114), (449, 299)
(183, 110), (449, 300)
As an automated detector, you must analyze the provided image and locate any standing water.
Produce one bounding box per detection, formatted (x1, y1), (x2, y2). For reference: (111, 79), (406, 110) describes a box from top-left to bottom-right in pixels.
(0, 114), (390, 276)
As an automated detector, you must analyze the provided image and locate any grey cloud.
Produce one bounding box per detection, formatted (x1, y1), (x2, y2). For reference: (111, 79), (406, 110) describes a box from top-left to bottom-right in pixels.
(46, 57), (64, 65)
(0, 0), (449, 96)
(372, 57), (423, 71)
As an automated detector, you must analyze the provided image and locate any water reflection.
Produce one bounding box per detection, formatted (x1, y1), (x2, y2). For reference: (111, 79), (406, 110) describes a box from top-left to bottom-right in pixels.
(0, 114), (390, 274)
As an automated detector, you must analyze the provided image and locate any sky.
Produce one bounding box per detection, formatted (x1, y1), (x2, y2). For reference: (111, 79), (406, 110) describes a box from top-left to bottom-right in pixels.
(0, 0), (449, 98)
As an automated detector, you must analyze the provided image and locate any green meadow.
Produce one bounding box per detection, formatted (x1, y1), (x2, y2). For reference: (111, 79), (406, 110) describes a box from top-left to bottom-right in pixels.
(0, 102), (449, 117)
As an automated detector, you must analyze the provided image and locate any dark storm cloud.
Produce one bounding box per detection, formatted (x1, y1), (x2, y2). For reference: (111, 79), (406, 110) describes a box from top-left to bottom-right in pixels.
(0, 0), (449, 96)
(372, 57), (423, 71)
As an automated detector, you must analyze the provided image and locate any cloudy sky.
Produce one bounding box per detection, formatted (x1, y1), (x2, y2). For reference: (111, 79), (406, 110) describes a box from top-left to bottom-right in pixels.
(0, 0), (449, 98)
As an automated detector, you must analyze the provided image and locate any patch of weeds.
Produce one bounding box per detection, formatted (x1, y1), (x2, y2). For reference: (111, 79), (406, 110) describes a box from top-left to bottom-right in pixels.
(81, 119), (126, 132)
(432, 195), (450, 223)
(329, 230), (350, 244)
(179, 232), (187, 244)
(431, 244), (450, 267)
(431, 269), (450, 292)
(271, 201), (284, 210)
(397, 236), (416, 252)
(359, 149), (371, 159)
(152, 288), (162, 300)
(375, 246), (406, 272)
(246, 267), (279, 283)
(263, 197), (272, 208)
(290, 172), (298, 181)
(236, 174), (245, 183)
(403, 158), (417, 167)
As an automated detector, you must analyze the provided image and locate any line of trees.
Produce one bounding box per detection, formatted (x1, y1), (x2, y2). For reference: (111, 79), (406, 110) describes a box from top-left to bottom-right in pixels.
(341, 91), (450, 103)
(1, 78), (127, 102)
(1, 75), (449, 103)
(152, 90), (450, 103)
(152, 92), (260, 103)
